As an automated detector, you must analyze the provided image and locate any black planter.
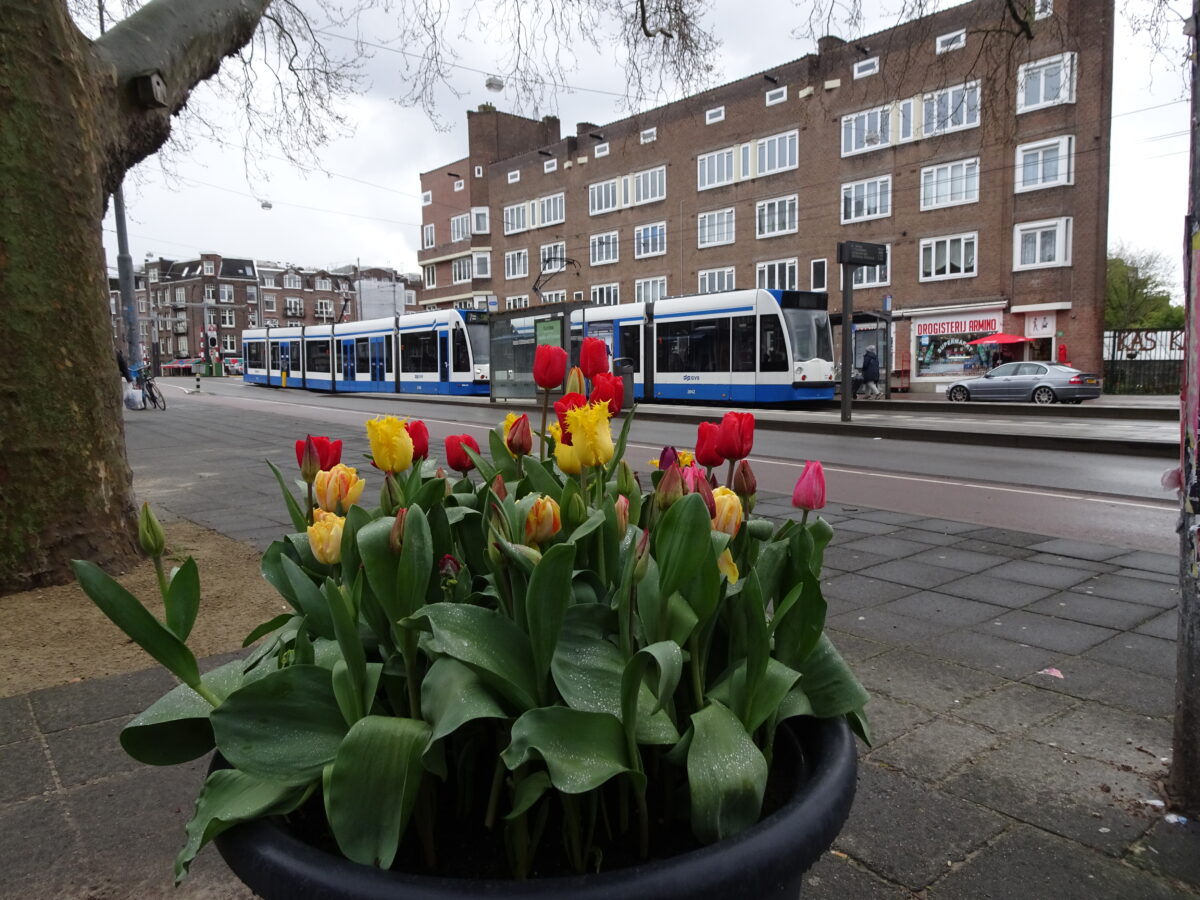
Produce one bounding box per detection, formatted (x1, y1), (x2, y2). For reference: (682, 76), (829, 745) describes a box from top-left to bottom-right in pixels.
(214, 717), (857, 900)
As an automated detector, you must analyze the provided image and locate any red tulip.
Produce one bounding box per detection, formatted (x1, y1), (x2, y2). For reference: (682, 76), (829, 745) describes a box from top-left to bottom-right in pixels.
(406, 420), (429, 461)
(294, 435), (342, 472)
(715, 411), (754, 461)
(553, 392), (588, 445)
(589, 373), (624, 416)
(505, 413), (532, 456)
(683, 466), (716, 517)
(695, 421), (725, 469)
(445, 434), (481, 474)
(655, 464), (684, 511)
(792, 461), (826, 511)
(533, 344), (569, 391)
(580, 336), (610, 380)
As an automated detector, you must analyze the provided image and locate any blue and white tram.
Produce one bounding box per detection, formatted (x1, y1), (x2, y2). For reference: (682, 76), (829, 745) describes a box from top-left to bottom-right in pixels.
(242, 309), (490, 395)
(571, 289), (835, 403)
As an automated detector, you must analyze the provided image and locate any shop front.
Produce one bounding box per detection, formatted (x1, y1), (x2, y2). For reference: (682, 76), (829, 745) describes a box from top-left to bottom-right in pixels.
(906, 304), (1007, 392)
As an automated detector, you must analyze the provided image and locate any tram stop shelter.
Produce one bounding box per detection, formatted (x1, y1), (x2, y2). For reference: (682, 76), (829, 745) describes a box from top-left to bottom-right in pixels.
(829, 309), (894, 399)
(488, 300), (588, 402)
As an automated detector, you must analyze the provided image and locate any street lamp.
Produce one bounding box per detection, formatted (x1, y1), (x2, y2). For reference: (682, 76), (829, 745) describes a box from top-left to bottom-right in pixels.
(485, 75), (504, 92)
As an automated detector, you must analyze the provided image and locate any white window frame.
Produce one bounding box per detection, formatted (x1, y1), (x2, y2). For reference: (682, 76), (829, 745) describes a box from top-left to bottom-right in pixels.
(472, 252), (491, 279)
(633, 166), (666, 205)
(922, 81), (980, 137)
(543, 290), (566, 304)
(757, 130), (798, 176)
(591, 283), (620, 305)
(174, 287), (186, 304)
(507, 170), (521, 184)
(810, 259), (827, 292)
(594, 142), (610, 158)
(1034, 0), (1053, 19)
(315, 299), (334, 319)
(920, 158), (980, 210)
(936, 29), (966, 54)
(285, 296), (304, 316)
(263, 293), (276, 312)
(851, 246), (891, 288)
(219, 283), (236, 302)
(590, 231), (620, 266)
(471, 207), (490, 234)
(474, 166), (483, 178)
(697, 147), (735, 191)
(919, 232), (978, 282)
(203, 260), (215, 275)
(698, 267), (735, 294)
(503, 203), (528, 235)
(1018, 53), (1077, 113)
(506, 295), (530, 310)
(1015, 136), (1075, 192)
(634, 222), (667, 259)
(640, 127), (657, 144)
(589, 179), (618, 215)
(706, 106), (725, 124)
(452, 257), (473, 284)
(422, 224), (435, 248)
(537, 192), (565, 226)
(450, 214), (470, 242)
(453, 179), (464, 191)
(765, 86), (787, 106)
(221, 334), (238, 353)
(504, 249), (529, 280)
(756, 258), (798, 291)
(841, 176), (892, 224)
(421, 190), (432, 206)
(219, 308), (236, 327)
(1013, 217), (1072, 270)
(284, 273), (302, 290)
(853, 58), (879, 79)
(635, 276), (667, 303)
(756, 195), (799, 238)
(841, 105), (892, 156)
(540, 242), (566, 273)
(314, 278), (331, 291)
(697, 208), (735, 248)
(204, 284), (216, 301)
(262, 275), (277, 288)
(423, 265), (436, 288)
(543, 158), (558, 173)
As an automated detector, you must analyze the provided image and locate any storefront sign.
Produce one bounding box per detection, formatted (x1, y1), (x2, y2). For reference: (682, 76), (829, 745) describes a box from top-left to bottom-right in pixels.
(912, 309), (1004, 379)
(1025, 312), (1056, 338)
(914, 314), (1001, 336)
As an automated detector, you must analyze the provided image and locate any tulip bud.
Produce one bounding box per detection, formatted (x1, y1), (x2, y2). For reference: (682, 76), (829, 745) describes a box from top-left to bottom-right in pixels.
(614, 495), (629, 539)
(381, 472), (404, 515)
(658, 446), (679, 470)
(733, 460), (757, 514)
(435, 465), (448, 480)
(565, 491), (588, 530)
(655, 464), (684, 511)
(389, 508), (408, 555)
(633, 529), (651, 583)
(711, 487), (743, 537)
(137, 502), (166, 557)
(505, 541), (544, 567)
(308, 510), (345, 566)
(505, 413), (533, 457)
(616, 460), (637, 497)
(525, 496), (562, 546)
(490, 473), (508, 501)
(792, 461), (826, 512)
(299, 435), (321, 484)
(564, 366), (586, 396)
(692, 471), (717, 518)
(439, 553), (462, 579)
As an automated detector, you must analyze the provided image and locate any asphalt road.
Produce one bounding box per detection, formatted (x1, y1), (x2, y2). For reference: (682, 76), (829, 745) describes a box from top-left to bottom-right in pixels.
(155, 378), (1180, 553)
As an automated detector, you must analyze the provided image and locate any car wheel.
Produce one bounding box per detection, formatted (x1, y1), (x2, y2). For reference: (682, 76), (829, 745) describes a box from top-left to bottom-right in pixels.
(1032, 386), (1056, 404)
(947, 385), (969, 402)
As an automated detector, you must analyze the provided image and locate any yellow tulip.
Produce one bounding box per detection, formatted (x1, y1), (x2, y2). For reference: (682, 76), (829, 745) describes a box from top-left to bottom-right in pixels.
(717, 548), (739, 584)
(677, 450), (695, 468)
(525, 496), (562, 546)
(564, 402), (615, 468)
(308, 510), (345, 565)
(314, 463), (365, 514)
(711, 487), (743, 537)
(366, 416), (414, 473)
(549, 423), (581, 475)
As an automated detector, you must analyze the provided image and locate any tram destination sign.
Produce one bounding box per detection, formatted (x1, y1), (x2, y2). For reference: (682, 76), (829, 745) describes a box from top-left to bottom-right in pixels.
(837, 241), (888, 267)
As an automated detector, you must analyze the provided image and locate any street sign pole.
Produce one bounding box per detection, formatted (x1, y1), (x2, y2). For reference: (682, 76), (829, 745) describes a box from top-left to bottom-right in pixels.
(836, 241), (888, 423)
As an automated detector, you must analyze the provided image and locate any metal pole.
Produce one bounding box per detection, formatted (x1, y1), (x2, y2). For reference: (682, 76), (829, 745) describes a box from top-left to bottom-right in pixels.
(840, 264), (854, 423)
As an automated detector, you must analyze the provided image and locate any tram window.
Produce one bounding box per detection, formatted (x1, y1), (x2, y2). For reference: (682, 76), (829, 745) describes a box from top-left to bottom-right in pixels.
(732, 316), (756, 372)
(270, 342), (281, 370)
(246, 342), (264, 369)
(760, 315), (789, 371)
(306, 340), (331, 373)
(656, 318), (730, 372)
(334, 341), (343, 373)
(355, 338), (370, 372)
(401, 331), (439, 373)
(618, 325), (641, 372)
(452, 327), (470, 371)
(290, 342), (301, 368)
(385, 336), (394, 374)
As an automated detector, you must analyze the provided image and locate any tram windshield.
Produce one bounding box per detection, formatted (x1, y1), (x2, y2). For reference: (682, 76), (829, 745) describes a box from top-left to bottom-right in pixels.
(782, 308), (834, 362)
(467, 323), (490, 363)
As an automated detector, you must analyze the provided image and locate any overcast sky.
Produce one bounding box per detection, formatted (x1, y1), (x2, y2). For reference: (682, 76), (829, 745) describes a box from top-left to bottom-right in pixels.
(101, 0), (1192, 298)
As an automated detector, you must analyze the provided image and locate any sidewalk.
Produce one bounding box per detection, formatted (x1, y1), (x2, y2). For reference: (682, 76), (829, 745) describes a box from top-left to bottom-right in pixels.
(1, 410), (1198, 897)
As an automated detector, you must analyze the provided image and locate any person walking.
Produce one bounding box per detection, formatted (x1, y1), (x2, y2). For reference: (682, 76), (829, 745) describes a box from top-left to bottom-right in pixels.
(862, 344), (882, 399)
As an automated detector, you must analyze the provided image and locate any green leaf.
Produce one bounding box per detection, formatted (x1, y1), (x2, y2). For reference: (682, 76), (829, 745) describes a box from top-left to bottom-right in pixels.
(708, 658), (802, 733)
(71, 561), (201, 689)
(339, 505), (373, 586)
(505, 771), (552, 821)
(279, 555), (336, 640)
(771, 557), (826, 668)
(461, 441), (498, 482)
(211, 665), (349, 785)
(524, 458), (563, 503)
(603, 403), (638, 481)
(739, 572), (770, 716)
(847, 708), (873, 746)
(443, 505), (478, 526)
(655, 495), (712, 601)
(502, 707), (637, 794)
(526, 543), (577, 688)
(174, 768), (309, 883)
(405, 604), (539, 711)
(357, 517), (400, 625)
(411, 478), (449, 513)
(777, 684), (814, 721)
(663, 591), (699, 648)
(260, 541), (298, 609)
(752, 540), (788, 610)
(807, 516), (834, 575)
(397, 505), (434, 619)
(620, 641), (683, 748)
(242, 613), (297, 648)
(266, 458), (308, 532)
(421, 657), (508, 743)
(792, 634), (870, 720)
(326, 716), (431, 868)
(487, 428), (520, 480)
(687, 701), (767, 843)
(164, 558), (200, 642)
(567, 509), (606, 545)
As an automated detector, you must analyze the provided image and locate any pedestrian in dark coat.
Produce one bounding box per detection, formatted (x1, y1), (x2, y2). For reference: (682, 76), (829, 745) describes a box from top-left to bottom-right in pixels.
(862, 345), (882, 398)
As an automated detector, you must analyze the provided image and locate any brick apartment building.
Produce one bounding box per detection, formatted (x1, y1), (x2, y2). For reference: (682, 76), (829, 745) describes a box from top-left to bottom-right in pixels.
(417, 0), (1112, 391)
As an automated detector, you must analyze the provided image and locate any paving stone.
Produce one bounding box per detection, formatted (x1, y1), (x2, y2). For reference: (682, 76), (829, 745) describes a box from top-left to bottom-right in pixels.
(937, 573), (1058, 608)
(982, 560), (1094, 590)
(858, 560), (965, 590)
(803, 851), (910, 898)
(1085, 633), (1178, 679)
(975, 610), (1118, 655)
(959, 527), (1047, 547)
(942, 738), (1157, 855)
(952, 538), (1037, 559)
(1033, 705), (1173, 778)
(30, 666), (176, 733)
(852, 650), (1006, 713)
(852, 509), (928, 525)
(897, 528), (967, 547)
(836, 518), (904, 536)
(0, 799), (80, 897)
(1131, 817), (1200, 890)
(1026, 538), (1128, 562)
(1024, 553), (1118, 574)
(874, 591), (1008, 626)
(1023, 656), (1176, 718)
(954, 683), (1079, 734)
(827, 608), (960, 647)
(1106, 550), (1180, 577)
(822, 546), (893, 573)
(923, 630), (1063, 679)
(824, 630), (891, 663)
(0, 739), (54, 804)
(899, 518), (985, 535)
(833, 763), (1006, 891)
(906, 547), (1006, 574)
(1115, 567), (1179, 586)
(870, 716), (997, 782)
(822, 573), (917, 609)
(1027, 592), (1162, 632)
(857, 693), (935, 748)
(839, 536), (933, 561)
(1070, 574), (1181, 609)
(0, 695), (35, 746)
(44, 716), (140, 787)
(931, 825), (1193, 900)
(1135, 609), (1178, 640)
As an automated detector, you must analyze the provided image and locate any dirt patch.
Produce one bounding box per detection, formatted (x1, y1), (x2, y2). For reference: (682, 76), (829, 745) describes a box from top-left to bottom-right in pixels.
(0, 522), (290, 698)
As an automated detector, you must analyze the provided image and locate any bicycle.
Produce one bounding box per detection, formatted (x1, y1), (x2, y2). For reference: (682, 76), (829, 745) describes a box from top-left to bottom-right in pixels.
(131, 364), (167, 410)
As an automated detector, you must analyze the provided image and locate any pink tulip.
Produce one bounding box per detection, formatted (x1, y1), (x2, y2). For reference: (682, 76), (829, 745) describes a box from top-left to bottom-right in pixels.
(791, 461), (826, 511)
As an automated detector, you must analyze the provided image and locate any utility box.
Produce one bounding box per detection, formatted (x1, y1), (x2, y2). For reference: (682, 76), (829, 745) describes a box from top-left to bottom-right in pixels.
(613, 357), (636, 408)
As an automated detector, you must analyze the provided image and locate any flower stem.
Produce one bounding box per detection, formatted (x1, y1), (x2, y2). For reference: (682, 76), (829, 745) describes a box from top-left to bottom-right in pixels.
(484, 756), (505, 830)
(539, 389), (550, 460)
(688, 633), (704, 710)
(306, 482), (315, 525)
(152, 556), (169, 603)
(725, 459), (736, 490)
(801, 509), (810, 528)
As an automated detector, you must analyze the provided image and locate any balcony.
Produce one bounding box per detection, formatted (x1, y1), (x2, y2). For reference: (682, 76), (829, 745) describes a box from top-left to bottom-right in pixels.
(172, 322), (188, 334)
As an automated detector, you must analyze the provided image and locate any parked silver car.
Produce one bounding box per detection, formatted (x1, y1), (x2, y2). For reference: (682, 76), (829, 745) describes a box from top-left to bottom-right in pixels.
(946, 362), (1101, 404)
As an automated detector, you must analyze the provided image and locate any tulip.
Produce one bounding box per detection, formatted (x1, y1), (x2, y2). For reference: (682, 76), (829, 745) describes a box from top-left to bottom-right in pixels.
(715, 411), (754, 461)
(580, 336), (610, 380)
(689, 468), (717, 517)
(548, 423), (581, 475)
(504, 412), (533, 457)
(564, 366), (586, 396)
(655, 463), (684, 511)
(137, 502), (166, 557)
(294, 435), (342, 474)
(445, 434), (481, 474)
(792, 460), (826, 511)
(711, 487), (743, 537)
(716, 548), (739, 584)
(308, 509), (345, 565)
(657, 446), (679, 470)
(616, 460), (637, 497)
(490, 473), (508, 501)
(406, 420), (429, 461)
(298, 436), (321, 484)
(553, 392), (587, 445)
(614, 494), (630, 539)
(633, 529), (651, 583)
(389, 508), (408, 555)
(525, 496), (562, 546)
(677, 449), (695, 469)
(380, 471), (403, 514)
(564, 491), (588, 530)
(733, 459), (757, 514)
(589, 373), (624, 417)
(366, 416), (414, 474)
(439, 553), (462, 579)
(533, 344), (569, 390)
(564, 401), (615, 467)
(314, 463), (366, 513)
(694, 422), (725, 469)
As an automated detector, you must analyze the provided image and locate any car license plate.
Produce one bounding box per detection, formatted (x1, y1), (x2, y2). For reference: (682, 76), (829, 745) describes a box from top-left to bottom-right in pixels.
(1084, 378), (1097, 384)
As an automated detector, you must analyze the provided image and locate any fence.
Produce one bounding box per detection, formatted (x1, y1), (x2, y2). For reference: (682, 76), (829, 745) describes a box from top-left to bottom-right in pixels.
(1102, 329), (1184, 395)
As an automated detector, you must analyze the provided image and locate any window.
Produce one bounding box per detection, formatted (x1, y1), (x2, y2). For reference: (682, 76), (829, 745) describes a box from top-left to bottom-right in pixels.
(471, 207), (490, 234)
(178, 336), (189, 354)
(174, 287), (185, 305)
(636, 277), (667, 303)
(923, 81), (979, 136)
(138, 296), (147, 313)
(473, 252), (491, 279)
(317, 277), (333, 291)
(1018, 53), (1076, 113)
(591, 284), (619, 305)
(506, 295), (530, 310)
(422, 190), (432, 205)
(698, 267), (735, 293)
(540, 242), (566, 273)
(246, 286), (257, 303)
(842, 105), (891, 156)
(658, 318), (731, 373)
(203, 260), (215, 275)
(589, 179), (618, 215)
(219, 308), (236, 327)
(453, 179), (464, 191)
(706, 106), (725, 124)
(811, 259), (827, 291)
(423, 264), (436, 288)
(757, 258), (797, 291)
(590, 231), (619, 266)
(543, 158), (557, 173)
(936, 29), (966, 53)
(1016, 136), (1074, 191)
(204, 284), (215, 300)
(640, 127), (657, 144)
(262, 275), (277, 287)
(422, 224), (435, 248)
(1034, 0), (1053, 18)
(538, 192), (565, 226)
(285, 297), (304, 316)
(594, 142), (610, 158)
(1013, 217), (1072, 270)
(507, 170), (520, 184)
(634, 166), (666, 204)
(452, 257), (473, 284)
(219, 283), (235, 302)
(853, 58), (879, 79)
(634, 222), (667, 258)
(221, 335), (237, 353)
(542, 290), (566, 304)
(503, 203), (528, 234)
(505, 249), (529, 279)
(698, 208), (735, 248)
(263, 293), (276, 311)
(148, 268), (158, 283)
(757, 130), (798, 175)
(765, 86), (787, 105)
(284, 273), (303, 290)
(757, 195), (798, 237)
(474, 165), (483, 178)
(920, 158), (980, 210)
(920, 233), (978, 281)
(316, 299), (333, 319)
(841, 176), (892, 223)
(697, 148), (735, 191)
(851, 246), (890, 288)
(451, 214), (470, 242)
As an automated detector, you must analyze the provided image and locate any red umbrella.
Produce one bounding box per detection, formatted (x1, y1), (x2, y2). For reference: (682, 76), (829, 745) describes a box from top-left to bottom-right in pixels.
(966, 333), (1030, 345)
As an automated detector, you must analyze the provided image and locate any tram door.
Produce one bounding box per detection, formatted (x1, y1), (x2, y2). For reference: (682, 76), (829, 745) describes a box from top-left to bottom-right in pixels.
(341, 339), (357, 382)
(438, 333), (450, 383)
(278, 342), (291, 385)
(370, 336), (387, 384)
